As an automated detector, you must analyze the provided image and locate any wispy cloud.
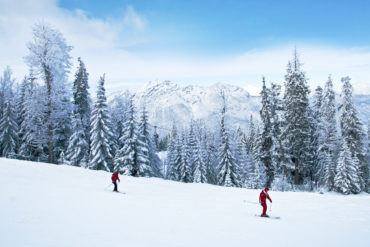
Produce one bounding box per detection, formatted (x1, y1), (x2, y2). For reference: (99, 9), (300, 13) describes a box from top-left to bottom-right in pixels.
(123, 5), (146, 30)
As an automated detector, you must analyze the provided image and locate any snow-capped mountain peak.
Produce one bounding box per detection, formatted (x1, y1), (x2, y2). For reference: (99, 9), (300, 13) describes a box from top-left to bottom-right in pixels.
(109, 80), (370, 135)
(109, 81), (260, 133)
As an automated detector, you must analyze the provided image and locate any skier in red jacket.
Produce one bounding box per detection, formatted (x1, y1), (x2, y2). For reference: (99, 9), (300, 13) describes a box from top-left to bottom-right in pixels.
(259, 187), (272, 217)
(111, 171), (120, 192)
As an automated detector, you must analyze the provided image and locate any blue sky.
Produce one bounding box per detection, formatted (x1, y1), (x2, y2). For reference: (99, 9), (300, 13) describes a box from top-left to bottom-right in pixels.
(58, 0), (370, 55)
(1, 0), (370, 95)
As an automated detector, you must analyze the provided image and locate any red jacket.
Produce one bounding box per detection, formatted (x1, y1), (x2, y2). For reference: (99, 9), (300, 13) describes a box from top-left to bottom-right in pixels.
(259, 188), (272, 205)
(111, 171), (120, 183)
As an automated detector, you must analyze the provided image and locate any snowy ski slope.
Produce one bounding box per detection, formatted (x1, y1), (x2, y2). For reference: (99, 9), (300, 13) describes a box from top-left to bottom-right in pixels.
(1, 158), (369, 247)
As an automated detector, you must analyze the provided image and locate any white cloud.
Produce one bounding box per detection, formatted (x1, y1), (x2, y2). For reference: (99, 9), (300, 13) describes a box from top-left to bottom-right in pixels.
(0, 0), (146, 87)
(226, 45), (370, 95)
(0, 0), (369, 96)
(116, 46), (370, 96)
(123, 5), (146, 30)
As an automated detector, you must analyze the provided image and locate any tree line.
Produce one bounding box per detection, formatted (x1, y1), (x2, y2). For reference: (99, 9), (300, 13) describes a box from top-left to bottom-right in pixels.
(0, 23), (369, 194)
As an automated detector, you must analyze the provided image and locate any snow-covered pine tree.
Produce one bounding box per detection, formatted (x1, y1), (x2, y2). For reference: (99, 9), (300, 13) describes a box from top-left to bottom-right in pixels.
(187, 122), (202, 182)
(153, 126), (160, 151)
(259, 77), (274, 187)
(334, 139), (362, 194)
(282, 50), (313, 185)
(339, 76), (366, 190)
(166, 124), (179, 180)
(53, 81), (72, 163)
(236, 127), (248, 184)
(158, 134), (170, 152)
(269, 83), (290, 191)
(235, 127), (244, 161)
(135, 106), (151, 177)
(217, 91), (240, 187)
(178, 131), (192, 183)
(246, 115), (256, 154)
(89, 75), (114, 172)
(25, 22), (72, 163)
(173, 137), (184, 181)
(19, 77), (48, 161)
(189, 123), (207, 183)
(114, 97), (150, 177)
(138, 105), (162, 177)
(250, 126), (267, 189)
(72, 57), (91, 149)
(110, 94), (129, 154)
(320, 76), (340, 190)
(243, 149), (256, 188)
(0, 101), (18, 157)
(66, 111), (89, 167)
(311, 86), (325, 186)
(0, 67), (15, 120)
(202, 129), (218, 185)
(200, 125), (212, 183)
(243, 115), (257, 188)
(187, 121), (197, 175)
(16, 77), (30, 150)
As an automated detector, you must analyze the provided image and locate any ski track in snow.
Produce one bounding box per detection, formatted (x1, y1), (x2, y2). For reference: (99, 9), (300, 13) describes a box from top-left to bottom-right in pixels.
(0, 158), (369, 247)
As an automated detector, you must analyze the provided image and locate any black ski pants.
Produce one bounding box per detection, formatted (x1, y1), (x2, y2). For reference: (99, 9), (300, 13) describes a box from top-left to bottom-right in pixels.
(113, 182), (118, 191)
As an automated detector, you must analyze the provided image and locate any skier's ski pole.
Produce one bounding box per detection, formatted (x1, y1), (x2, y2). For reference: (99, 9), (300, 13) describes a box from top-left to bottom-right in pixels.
(105, 183), (113, 189)
(269, 202), (272, 212)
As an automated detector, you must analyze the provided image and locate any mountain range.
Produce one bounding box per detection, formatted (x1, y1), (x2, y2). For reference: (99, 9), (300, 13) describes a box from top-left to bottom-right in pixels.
(109, 81), (370, 136)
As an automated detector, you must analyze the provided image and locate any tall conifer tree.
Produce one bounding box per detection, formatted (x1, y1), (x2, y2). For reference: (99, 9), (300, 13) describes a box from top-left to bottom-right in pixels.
(72, 57), (91, 147)
(217, 91), (240, 187)
(89, 75), (114, 171)
(282, 50), (313, 185)
(19, 76), (48, 161)
(334, 139), (362, 194)
(190, 123), (207, 183)
(178, 131), (192, 182)
(269, 83), (289, 190)
(166, 124), (180, 180)
(251, 126), (267, 189)
(138, 105), (160, 177)
(259, 77), (273, 186)
(320, 76), (339, 190)
(339, 77), (366, 189)
(244, 115), (257, 187)
(0, 67), (15, 120)
(312, 86), (325, 185)
(66, 112), (89, 167)
(114, 97), (150, 176)
(0, 102), (18, 157)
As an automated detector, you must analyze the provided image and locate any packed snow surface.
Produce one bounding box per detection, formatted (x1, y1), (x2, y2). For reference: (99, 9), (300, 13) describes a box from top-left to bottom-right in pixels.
(1, 158), (369, 247)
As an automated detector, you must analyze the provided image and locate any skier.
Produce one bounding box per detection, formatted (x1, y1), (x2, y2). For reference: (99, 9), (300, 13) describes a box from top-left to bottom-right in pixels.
(259, 187), (272, 217)
(111, 171), (120, 192)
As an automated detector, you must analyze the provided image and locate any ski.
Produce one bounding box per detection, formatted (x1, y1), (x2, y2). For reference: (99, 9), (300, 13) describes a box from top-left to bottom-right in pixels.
(254, 214), (280, 219)
(113, 191), (126, 194)
(104, 188), (126, 194)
